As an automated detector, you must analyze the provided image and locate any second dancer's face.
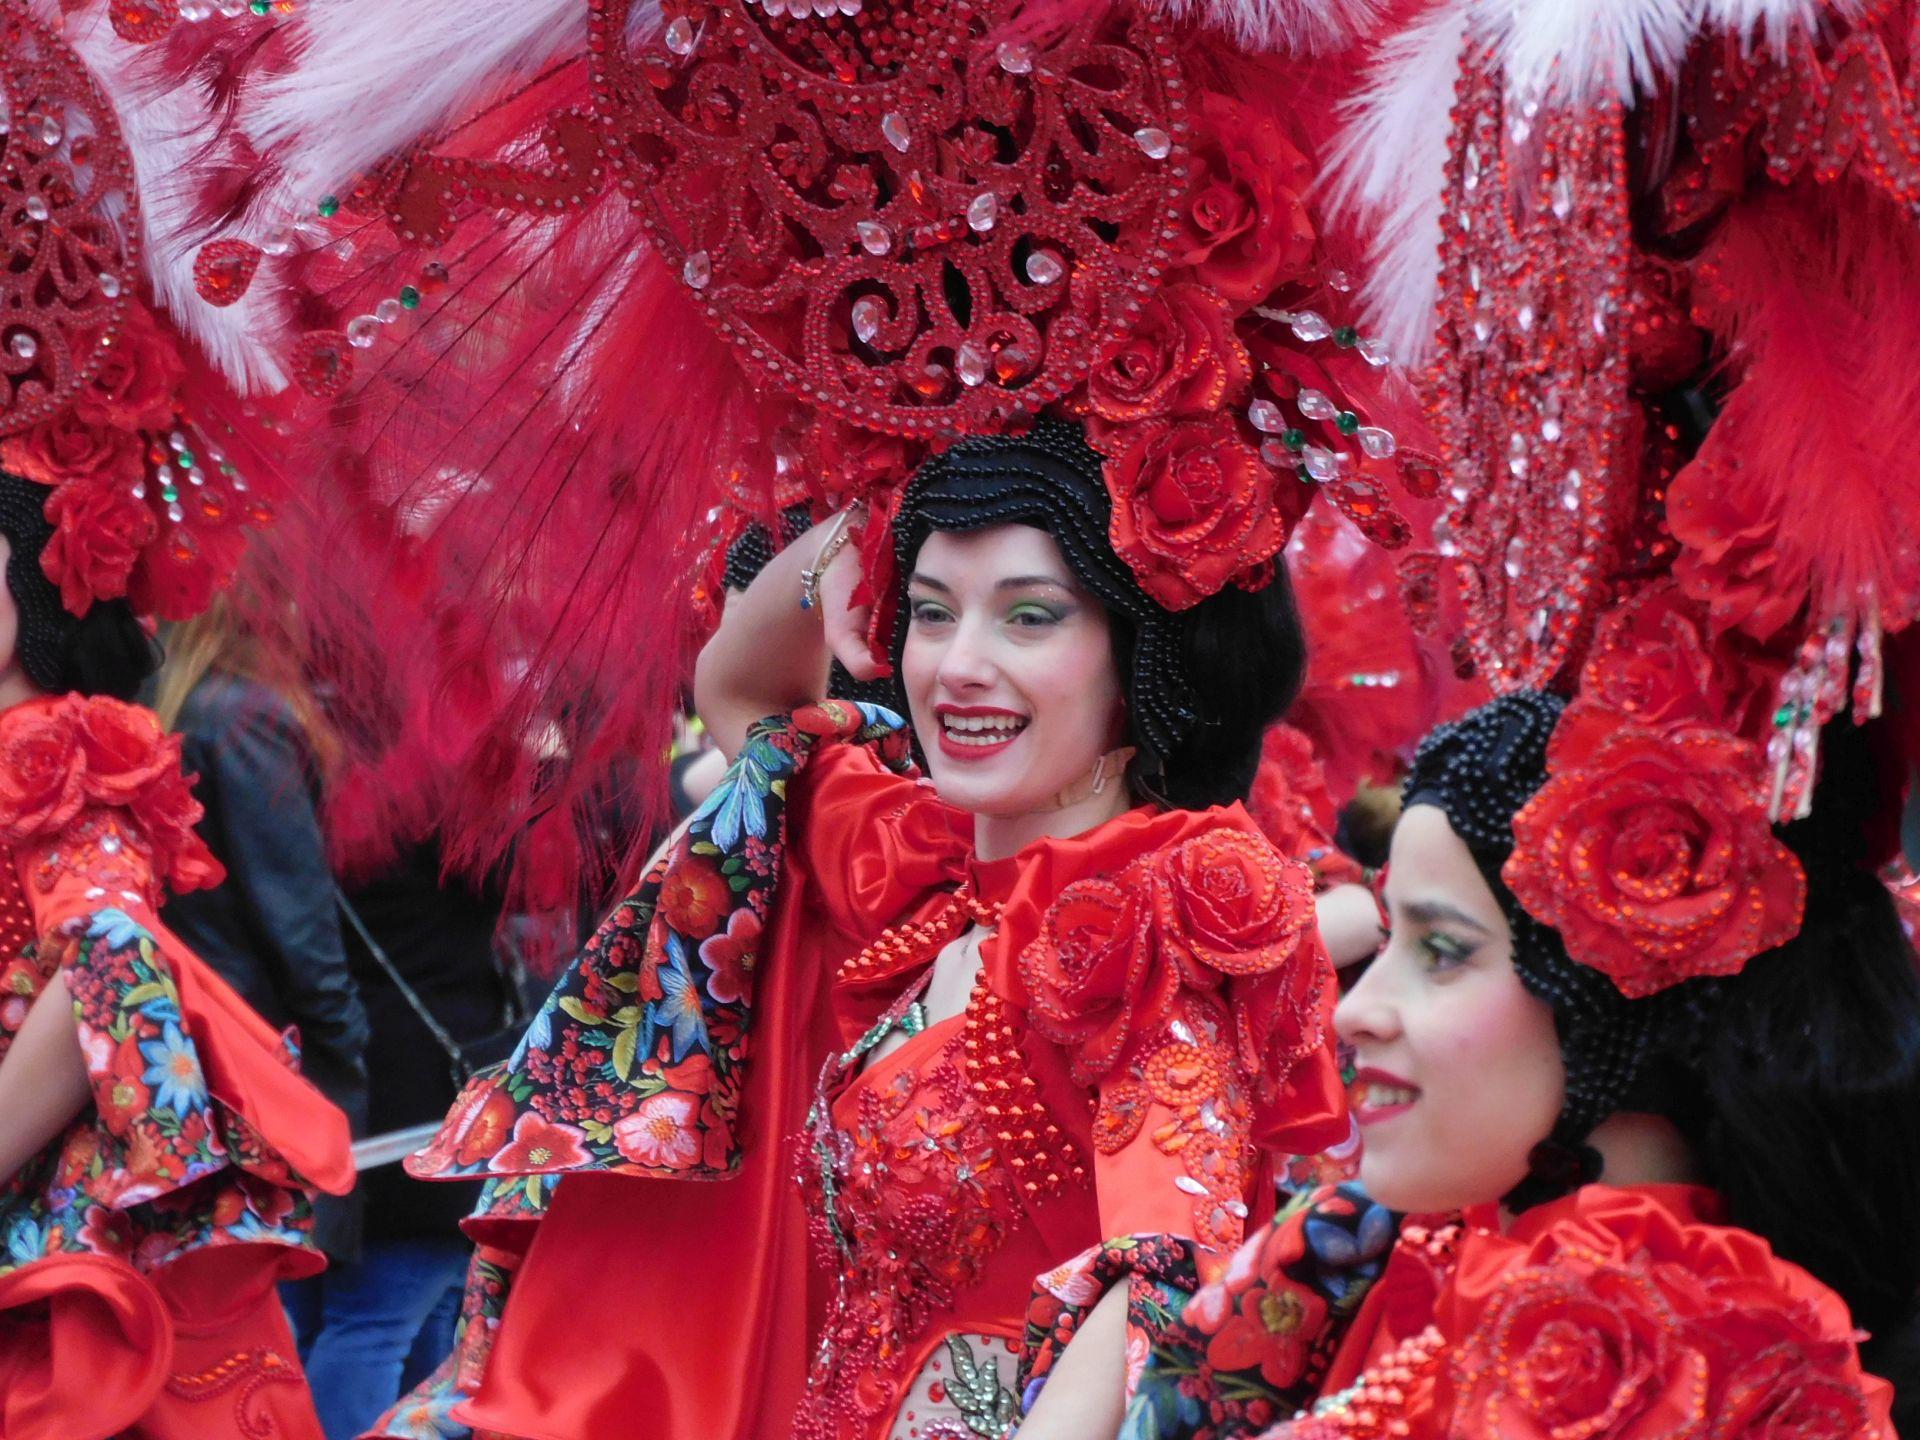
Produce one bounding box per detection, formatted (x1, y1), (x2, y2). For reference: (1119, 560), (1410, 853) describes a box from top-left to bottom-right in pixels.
(901, 525), (1123, 821)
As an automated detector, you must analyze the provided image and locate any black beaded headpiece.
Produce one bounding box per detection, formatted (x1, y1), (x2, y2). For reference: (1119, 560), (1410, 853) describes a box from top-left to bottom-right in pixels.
(888, 419), (1199, 782)
(1402, 690), (1687, 1209)
(0, 470), (78, 694)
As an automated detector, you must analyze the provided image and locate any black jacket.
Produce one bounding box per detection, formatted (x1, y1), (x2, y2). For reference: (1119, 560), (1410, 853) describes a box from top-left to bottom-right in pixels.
(165, 672), (371, 1255)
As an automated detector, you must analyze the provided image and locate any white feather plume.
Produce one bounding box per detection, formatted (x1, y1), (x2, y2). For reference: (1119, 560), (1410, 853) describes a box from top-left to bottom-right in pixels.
(1323, 0), (1469, 367)
(1143, 0), (1388, 54)
(53, 5), (288, 392)
(250, 0), (659, 204)
(1699, 0), (1853, 52)
(1491, 0), (1704, 107)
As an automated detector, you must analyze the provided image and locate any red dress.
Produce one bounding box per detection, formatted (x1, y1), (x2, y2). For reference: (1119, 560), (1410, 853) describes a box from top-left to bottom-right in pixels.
(400, 717), (1345, 1440)
(0, 696), (355, 1440)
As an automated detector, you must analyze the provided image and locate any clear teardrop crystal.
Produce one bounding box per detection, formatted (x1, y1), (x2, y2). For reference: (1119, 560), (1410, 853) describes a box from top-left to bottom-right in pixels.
(1552, 175), (1574, 219)
(1289, 311), (1332, 343)
(1358, 338), (1390, 366)
(37, 115), (61, 147)
(851, 296), (884, 343)
(1325, 268), (1354, 293)
(967, 192), (997, 232)
(375, 298), (403, 323)
(24, 196), (48, 223)
(881, 112), (911, 153)
(1302, 446), (1340, 482)
(1247, 398), (1285, 434)
(955, 343), (988, 388)
(179, 0), (213, 17)
(1296, 388), (1337, 421)
(8, 332), (37, 361)
(682, 250), (712, 289)
(346, 315), (381, 349)
(1560, 469), (1583, 511)
(1133, 127), (1171, 160)
(1024, 249), (1064, 285)
(996, 41), (1034, 74)
(1541, 416), (1563, 441)
(97, 271), (121, 298)
(1357, 426), (1397, 459)
(665, 17), (697, 55)
(1504, 535), (1527, 579)
(857, 221), (891, 257)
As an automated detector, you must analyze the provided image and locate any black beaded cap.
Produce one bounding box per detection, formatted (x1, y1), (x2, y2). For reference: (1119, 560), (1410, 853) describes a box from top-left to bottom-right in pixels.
(887, 419), (1201, 774)
(0, 470), (77, 694)
(1402, 691), (1694, 1206)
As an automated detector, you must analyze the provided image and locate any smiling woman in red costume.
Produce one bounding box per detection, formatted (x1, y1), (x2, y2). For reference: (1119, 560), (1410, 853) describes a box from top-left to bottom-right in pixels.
(0, 12), (355, 1437)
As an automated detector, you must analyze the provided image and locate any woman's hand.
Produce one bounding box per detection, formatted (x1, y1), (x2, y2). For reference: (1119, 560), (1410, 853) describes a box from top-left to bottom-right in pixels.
(1316, 882), (1388, 969)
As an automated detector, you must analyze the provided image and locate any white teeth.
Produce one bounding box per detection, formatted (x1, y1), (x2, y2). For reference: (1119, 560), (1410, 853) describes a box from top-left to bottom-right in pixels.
(1357, 1081), (1418, 1108)
(942, 714), (1027, 735)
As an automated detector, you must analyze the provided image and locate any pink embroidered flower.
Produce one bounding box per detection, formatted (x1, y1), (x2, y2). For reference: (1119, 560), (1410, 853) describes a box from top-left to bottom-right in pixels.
(613, 1091), (702, 1171)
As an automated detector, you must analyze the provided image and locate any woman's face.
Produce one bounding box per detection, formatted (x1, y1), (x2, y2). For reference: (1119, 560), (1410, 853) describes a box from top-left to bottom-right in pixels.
(1333, 804), (1566, 1214)
(902, 525), (1124, 818)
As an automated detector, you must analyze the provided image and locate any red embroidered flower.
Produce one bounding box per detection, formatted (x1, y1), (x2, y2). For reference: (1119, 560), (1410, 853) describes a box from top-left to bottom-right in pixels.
(486, 1112), (591, 1173)
(1171, 95), (1316, 306)
(613, 1090), (702, 1171)
(98, 1034), (154, 1138)
(453, 1084), (519, 1167)
(1580, 587), (1728, 731)
(0, 411), (144, 491)
(1502, 703), (1806, 997)
(71, 302), (185, 433)
(1707, 1344), (1873, 1440)
(1201, 1277), (1327, 1389)
(697, 906), (760, 1005)
(0, 701), (87, 841)
(38, 478), (158, 616)
(1083, 284), (1251, 424)
(1105, 416), (1289, 611)
(658, 855), (733, 939)
(1019, 875), (1172, 1083)
(1449, 1262), (1708, 1440)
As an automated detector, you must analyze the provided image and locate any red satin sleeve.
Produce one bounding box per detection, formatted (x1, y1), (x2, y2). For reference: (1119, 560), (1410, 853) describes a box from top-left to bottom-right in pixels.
(788, 741), (969, 937)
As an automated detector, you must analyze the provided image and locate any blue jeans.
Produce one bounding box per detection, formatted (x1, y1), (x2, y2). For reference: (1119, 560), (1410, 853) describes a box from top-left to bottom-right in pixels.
(283, 1237), (470, 1440)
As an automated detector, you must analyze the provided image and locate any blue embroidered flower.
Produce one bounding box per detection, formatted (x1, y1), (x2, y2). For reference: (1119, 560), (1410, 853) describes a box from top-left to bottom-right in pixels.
(650, 934), (710, 1064)
(139, 1021), (209, 1115)
(3, 1212), (51, 1266)
(86, 908), (149, 951)
(388, 1387), (470, 1439)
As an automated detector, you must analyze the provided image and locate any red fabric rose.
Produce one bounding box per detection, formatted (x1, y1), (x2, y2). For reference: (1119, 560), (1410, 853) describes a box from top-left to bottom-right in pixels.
(1668, 451), (1809, 646)
(1172, 94), (1316, 305)
(1083, 284), (1252, 424)
(1152, 829), (1315, 981)
(1580, 586), (1726, 731)
(0, 699), (87, 840)
(1019, 875), (1173, 1084)
(1106, 416), (1290, 610)
(39, 478), (159, 615)
(0, 411), (144, 491)
(1708, 1345), (1874, 1440)
(1450, 1262), (1710, 1440)
(75, 697), (176, 803)
(71, 302), (185, 432)
(1502, 703), (1805, 997)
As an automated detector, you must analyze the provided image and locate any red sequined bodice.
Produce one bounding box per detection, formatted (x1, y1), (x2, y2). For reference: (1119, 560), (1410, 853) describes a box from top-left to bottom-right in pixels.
(0, 847), (47, 1066)
(794, 1015), (1030, 1440)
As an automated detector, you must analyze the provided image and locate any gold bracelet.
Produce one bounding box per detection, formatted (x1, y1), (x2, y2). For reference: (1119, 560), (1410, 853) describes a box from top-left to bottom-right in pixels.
(800, 507), (861, 612)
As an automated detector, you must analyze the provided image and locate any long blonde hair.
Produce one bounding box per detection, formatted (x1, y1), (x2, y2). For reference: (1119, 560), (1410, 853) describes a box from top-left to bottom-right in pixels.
(154, 591), (343, 780)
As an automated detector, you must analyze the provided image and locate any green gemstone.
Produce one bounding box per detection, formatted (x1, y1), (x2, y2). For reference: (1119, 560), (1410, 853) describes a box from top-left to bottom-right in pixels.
(1333, 326), (1359, 348)
(1773, 705), (1794, 728)
(318, 195), (340, 218)
(161, 486), (179, 504)
(398, 285), (422, 310)
(1335, 411), (1361, 435)
(249, 0), (270, 13)
(175, 450), (195, 469)
(1281, 429), (1306, 451)
(219, 462), (236, 476)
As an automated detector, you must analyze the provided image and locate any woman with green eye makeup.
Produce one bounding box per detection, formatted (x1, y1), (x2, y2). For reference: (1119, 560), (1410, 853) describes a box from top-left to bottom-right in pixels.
(1121, 691), (1920, 1440)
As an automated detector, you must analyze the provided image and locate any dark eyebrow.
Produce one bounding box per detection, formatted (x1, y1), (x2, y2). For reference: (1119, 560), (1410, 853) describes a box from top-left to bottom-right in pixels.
(1399, 898), (1496, 937)
(995, 575), (1075, 592)
(908, 572), (952, 593)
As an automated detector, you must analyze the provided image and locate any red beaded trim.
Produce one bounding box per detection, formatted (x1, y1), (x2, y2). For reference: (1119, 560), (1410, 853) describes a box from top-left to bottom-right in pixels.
(164, 1347), (305, 1440)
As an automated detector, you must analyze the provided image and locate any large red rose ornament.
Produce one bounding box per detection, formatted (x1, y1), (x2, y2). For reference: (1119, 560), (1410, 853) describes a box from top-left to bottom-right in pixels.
(1083, 284), (1252, 425)
(1502, 703), (1805, 997)
(75, 697), (177, 802)
(1171, 94), (1316, 305)
(41, 479), (159, 616)
(1153, 829), (1315, 981)
(1020, 876), (1172, 1084)
(0, 411), (144, 491)
(70, 303), (185, 433)
(1106, 416), (1288, 610)
(1448, 1262), (1710, 1440)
